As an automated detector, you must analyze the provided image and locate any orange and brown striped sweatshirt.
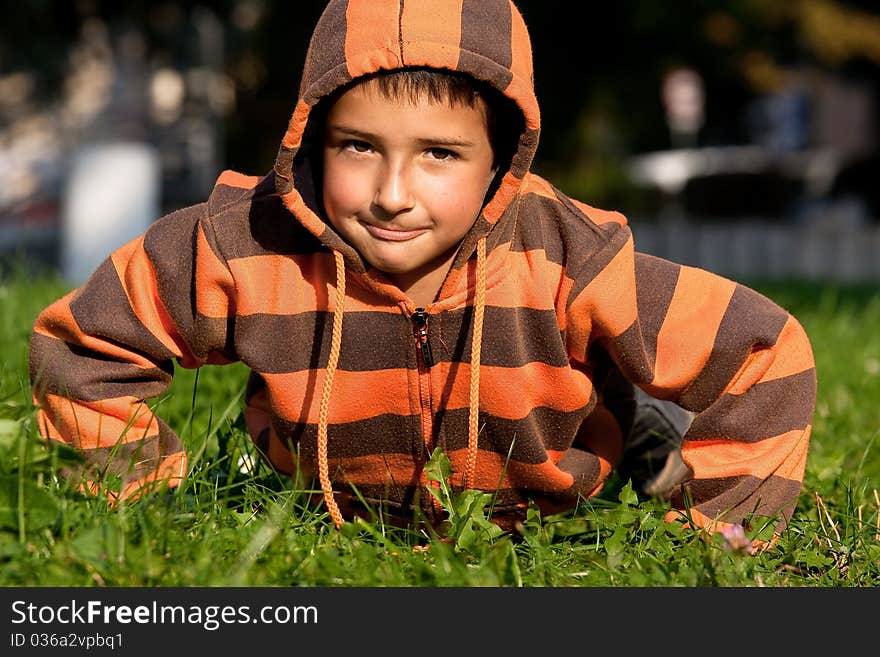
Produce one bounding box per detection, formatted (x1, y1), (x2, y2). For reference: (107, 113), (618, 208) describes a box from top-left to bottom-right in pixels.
(29, 0), (816, 538)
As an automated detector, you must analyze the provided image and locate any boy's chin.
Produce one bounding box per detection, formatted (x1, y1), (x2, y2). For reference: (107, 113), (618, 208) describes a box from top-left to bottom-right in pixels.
(367, 259), (438, 290)
(367, 260), (423, 279)
(362, 251), (440, 278)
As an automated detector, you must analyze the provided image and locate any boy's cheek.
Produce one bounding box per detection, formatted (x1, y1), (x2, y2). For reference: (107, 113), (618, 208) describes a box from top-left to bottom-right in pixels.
(322, 169), (363, 218)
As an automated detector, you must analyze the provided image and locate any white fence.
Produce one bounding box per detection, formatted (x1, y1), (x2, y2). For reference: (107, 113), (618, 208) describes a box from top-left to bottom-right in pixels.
(630, 218), (880, 282)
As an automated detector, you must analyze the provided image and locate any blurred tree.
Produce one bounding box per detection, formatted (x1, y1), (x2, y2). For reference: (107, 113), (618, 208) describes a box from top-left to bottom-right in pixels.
(1, 0), (877, 211)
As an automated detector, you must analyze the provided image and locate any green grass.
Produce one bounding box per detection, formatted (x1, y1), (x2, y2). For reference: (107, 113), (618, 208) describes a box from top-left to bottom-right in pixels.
(1, 266), (878, 587)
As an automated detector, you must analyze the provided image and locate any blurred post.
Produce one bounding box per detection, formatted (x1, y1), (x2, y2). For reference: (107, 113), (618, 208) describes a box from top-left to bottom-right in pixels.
(60, 142), (160, 285)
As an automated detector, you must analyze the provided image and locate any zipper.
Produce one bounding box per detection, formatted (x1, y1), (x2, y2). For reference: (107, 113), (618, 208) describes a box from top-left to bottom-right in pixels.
(411, 307), (441, 518)
(411, 308), (434, 368)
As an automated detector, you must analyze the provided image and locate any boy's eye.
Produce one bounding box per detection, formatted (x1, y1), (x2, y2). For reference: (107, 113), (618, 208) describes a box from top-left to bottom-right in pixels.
(345, 139), (372, 153)
(426, 147), (456, 161)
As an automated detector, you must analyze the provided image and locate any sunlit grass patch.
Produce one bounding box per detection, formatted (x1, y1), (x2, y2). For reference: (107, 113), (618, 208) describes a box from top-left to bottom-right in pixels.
(1, 271), (878, 587)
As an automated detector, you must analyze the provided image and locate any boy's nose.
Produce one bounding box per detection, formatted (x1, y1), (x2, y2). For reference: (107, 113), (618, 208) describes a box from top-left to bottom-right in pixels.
(373, 161), (415, 215)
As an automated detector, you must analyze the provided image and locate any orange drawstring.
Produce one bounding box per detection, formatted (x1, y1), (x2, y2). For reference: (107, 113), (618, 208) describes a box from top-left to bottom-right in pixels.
(464, 236), (487, 489)
(317, 239), (487, 527)
(317, 250), (346, 529)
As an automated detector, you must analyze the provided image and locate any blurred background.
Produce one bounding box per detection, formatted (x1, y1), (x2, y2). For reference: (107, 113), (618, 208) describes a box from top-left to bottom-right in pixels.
(1, 0), (878, 283)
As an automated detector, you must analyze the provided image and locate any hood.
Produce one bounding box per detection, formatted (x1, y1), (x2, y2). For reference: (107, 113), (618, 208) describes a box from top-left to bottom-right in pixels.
(272, 0), (541, 269)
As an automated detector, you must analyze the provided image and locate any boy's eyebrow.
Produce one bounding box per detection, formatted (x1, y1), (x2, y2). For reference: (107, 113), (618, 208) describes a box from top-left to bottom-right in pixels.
(327, 124), (478, 148)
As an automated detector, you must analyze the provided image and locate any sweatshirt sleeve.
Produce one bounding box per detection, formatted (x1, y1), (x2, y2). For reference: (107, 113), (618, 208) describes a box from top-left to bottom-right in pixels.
(566, 224), (816, 543)
(28, 204), (238, 502)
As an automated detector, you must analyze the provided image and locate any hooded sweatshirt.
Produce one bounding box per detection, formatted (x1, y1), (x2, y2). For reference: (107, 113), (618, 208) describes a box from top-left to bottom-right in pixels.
(29, 0), (816, 538)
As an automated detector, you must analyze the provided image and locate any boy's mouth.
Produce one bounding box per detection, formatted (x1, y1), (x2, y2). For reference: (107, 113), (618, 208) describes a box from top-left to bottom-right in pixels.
(362, 223), (428, 242)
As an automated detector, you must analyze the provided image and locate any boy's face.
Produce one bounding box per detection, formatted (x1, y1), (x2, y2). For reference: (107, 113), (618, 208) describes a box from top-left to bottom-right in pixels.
(322, 80), (497, 294)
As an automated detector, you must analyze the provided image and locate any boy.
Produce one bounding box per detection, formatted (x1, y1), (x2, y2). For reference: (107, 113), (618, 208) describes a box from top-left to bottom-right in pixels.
(30, 0), (816, 548)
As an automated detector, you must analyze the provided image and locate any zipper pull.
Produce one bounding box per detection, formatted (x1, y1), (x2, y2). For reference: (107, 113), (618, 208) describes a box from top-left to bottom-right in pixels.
(411, 308), (434, 368)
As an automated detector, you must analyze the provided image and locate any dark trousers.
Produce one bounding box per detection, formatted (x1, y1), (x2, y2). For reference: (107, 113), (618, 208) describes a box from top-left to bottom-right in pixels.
(600, 367), (694, 498)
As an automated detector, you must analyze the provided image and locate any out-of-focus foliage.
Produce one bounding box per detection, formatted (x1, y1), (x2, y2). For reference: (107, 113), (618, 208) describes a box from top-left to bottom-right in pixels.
(1, 0), (878, 211)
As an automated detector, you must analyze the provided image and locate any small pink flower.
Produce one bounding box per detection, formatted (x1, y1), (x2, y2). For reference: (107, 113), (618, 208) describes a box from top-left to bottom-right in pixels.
(720, 523), (755, 555)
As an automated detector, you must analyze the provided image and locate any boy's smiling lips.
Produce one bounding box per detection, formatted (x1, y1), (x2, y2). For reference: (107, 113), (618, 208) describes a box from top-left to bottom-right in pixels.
(361, 221), (429, 242)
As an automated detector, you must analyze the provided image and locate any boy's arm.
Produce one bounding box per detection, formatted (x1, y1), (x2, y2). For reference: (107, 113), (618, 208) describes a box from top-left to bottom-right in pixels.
(567, 226), (816, 544)
(29, 206), (237, 502)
